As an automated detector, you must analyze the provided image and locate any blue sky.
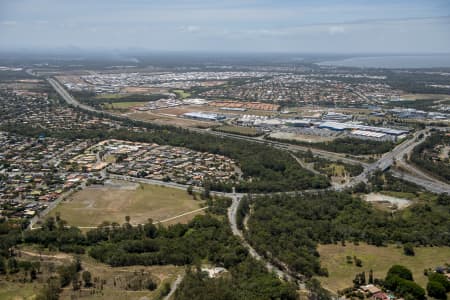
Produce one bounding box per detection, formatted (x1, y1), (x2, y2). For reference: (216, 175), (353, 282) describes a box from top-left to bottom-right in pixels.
(0, 0), (449, 53)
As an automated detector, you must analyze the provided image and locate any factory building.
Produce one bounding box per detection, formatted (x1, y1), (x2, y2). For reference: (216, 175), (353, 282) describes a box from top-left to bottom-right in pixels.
(182, 112), (226, 122)
(350, 130), (392, 141)
(322, 111), (352, 121)
(318, 121), (347, 131)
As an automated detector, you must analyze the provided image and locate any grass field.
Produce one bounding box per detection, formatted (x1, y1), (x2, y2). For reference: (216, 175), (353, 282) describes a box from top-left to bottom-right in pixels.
(317, 243), (450, 293)
(50, 182), (204, 227)
(173, 89), (191, 99)
(0, 282), (38, 300)
(95, 93), (127, 100)
(10, 246), (184, 300)
(214, 125), (261, 136)
(102, 101), (144, 110)
(400, 93), (450, 101)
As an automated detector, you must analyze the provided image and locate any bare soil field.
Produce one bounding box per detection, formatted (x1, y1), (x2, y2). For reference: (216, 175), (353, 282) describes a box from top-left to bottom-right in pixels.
(364, 193), (412, 210)
(128, 111), (214, 128)
(400, 93), (450, 101)
(269, 132), (336, 143)
(50, 182), (205, 227)
(120, 86), (168, 94)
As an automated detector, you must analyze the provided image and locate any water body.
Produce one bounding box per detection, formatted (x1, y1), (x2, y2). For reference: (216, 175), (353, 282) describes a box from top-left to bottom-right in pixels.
(318, 54), (450, 69)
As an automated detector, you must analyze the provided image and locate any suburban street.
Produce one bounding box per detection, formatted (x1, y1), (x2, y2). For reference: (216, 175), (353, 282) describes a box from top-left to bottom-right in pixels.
(45, 76), (449, 289)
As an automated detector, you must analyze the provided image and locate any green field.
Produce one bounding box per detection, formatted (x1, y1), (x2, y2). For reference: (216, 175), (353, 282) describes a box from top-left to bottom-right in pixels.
(214, 125), (261, 137)
(102, 101), (144, 110)
(173, 89), (191, 99)
(95, 93), (127, 99)
(0, 282), (38, 300)
(317, 243), (450, 293)
(50, 182), (204, 227)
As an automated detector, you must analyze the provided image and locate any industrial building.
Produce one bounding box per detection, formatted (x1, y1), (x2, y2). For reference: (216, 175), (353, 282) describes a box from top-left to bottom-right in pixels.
(182, 112), (226, 122)
(350, 130), (391, 141)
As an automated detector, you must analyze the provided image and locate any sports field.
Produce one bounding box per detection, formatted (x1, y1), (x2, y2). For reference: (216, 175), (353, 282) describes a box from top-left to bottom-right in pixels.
(317, 243), (450, 293)
(50, 181), (204, 227)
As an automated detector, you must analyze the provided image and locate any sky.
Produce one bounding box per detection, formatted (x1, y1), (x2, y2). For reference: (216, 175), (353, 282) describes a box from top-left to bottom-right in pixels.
(1, 0), (450, 54)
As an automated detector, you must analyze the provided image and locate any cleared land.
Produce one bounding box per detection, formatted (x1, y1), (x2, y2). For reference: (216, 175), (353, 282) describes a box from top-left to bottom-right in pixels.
(0, 282), (37, 300)
(269, 132), (336, 143)
(400, 93), (450, 101)
(10, 247), (184, 300)
(128, 111), (214, 128)
(50, 181), (204, 227)
(317, 243), (450, 293)
(102, 101), (145, 110)
(173, 89), (191, 99)
(214, 125), (261, 136)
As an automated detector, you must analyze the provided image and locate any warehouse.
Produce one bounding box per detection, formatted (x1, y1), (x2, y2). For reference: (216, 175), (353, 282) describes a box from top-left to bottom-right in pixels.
(182, 112), (226, 122)
(318, 121), (348, 131)
(350, 130), (391, 141)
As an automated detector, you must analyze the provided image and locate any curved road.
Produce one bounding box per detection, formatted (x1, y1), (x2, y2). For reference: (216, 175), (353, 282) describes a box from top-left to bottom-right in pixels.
(46, 76), (449, 289)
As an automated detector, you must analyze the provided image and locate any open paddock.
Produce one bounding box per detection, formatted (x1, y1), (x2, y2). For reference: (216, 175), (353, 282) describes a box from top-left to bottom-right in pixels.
(128, 111), (215, 128)
(318, 243), (450, 293)
(50, 181), (205, 227)
(269, 131), (336, 143)
(120, 86), (168, 94)
(11, 247), (184, 300)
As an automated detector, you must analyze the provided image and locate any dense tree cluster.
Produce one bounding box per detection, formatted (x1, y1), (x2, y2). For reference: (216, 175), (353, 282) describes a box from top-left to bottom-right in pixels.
(268, 136), (395, 155)
(384, 265), (426, 300)
(410, 132), (450, 183)
(1, 213), (303, 300)
(246, 191), (450, 277)
(368, 170), (424, 194)
(427, 272), (450, 299)
(297, 150), (364, 177)
(174, 259), (298, 300)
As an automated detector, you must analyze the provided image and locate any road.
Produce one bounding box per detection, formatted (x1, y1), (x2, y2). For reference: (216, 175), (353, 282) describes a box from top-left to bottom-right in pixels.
(163, 275), (184, 300)
(47, 76), (449, 287)
(47, 77), (363, 167)
(227, 194), (298, 283)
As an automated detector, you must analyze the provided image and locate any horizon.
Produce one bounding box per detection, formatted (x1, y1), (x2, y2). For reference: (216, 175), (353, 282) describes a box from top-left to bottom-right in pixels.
(1, 0), (450, 54)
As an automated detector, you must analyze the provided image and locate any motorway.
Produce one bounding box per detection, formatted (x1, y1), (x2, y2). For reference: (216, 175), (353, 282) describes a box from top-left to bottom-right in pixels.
(48, 77), (450, 195)
(46, 76), (449, 288)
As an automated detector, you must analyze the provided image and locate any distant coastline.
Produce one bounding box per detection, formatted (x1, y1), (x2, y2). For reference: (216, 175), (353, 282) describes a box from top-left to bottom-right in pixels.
(317, 54), (450, 69)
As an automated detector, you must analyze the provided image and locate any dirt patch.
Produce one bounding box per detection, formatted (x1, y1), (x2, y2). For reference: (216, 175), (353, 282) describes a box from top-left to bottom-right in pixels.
(364, 193), (411, 210)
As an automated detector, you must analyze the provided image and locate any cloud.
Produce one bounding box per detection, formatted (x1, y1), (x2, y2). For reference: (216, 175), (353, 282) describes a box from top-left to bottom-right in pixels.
(328, 25), (345, 35)
(179, 25), (201, 33)
(1, 21), (18, 26)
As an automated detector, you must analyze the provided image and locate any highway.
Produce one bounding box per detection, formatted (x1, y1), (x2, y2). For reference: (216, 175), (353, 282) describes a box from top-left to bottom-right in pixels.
(46, 76), (449, 287)
(47, 77), (364, 167)
(48, 76), (450, 195)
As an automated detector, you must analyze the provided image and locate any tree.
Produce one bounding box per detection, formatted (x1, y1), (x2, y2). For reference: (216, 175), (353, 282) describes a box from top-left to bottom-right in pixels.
(387, 265), (413, 281)
(187, 185), (193, 195)
(403, 243), (415, 256)
(427, 280), (447, 299)
(369, 269), (374, 284)
(36, 277), (61, 300)
(125, 215), (131, 224)
(82, 271), (92, 287)
(428, 273), (450, 292)
(0, 257), (5, 274)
